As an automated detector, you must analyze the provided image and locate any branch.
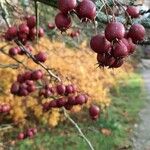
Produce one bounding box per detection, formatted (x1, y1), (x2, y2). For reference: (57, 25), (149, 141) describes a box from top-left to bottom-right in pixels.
(63, 108), (95, 150)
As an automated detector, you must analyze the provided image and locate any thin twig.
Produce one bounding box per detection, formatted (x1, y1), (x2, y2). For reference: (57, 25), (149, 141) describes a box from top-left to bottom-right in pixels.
(63, 108), (95, 150)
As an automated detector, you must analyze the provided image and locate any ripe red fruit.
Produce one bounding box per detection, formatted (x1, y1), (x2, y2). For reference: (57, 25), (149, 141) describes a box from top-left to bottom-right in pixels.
(31, 70), (43, 80)
(56, 98), (66, 107)
(49, 100), (57, 108)
(105, 22), (125, 42)
(18, 32), (28, 44)
(58, 0), (77, 14)
(122, 38), (136, 55)
(65, 84), (73, 94)
(5, 26), (18, 40)
(126, 6), (139, 18)
(17, 132), (25, 140)
(67, 96), (76, 105)
(27, 85), (36, 93)
(109, 59), (124, 68)
(76, 0), (96, 20)
(17, 74), (25, 83)
(27, 130), (34, 138)
(23, 71), (32, 80)
(113, 41), (128, 58)
(48, 23), (56, 29)
(128, 24), (145, 43)
(56, 84), (66, 95)
(27, 16), (36, 29)
(43, 90), (52, 98)
(38, 28), (45, 38)
(55, 12), (72, 32)
(43, 102), (51, 112)
(89, 105), (100, 120)
(90, 34), (111, 53)
(19, 23), (29, 34)
(71, 84), (77, 93)
(9, 47), (19, 56)
(75, 95), (86, 105)
(11, 82), (20, 95)
(28, 28), (36, 40)
(2, 104), (11, 113)
(34, 51), (47, 63)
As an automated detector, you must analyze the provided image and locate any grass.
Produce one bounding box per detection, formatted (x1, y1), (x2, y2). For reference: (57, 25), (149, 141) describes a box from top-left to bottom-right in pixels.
(7, 73), (145, 150)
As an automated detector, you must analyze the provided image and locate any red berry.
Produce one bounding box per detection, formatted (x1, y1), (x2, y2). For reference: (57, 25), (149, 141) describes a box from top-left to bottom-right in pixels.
(49, 100), (57, 108)
(65, 85), (73, 94)
(5, 26), (18, 41)
(27, 16), (36, 28)
(105, 22), (125, 42)
(89, 105), (100, 120)
(67, 96), (76, 105)
(17, 132), (25, 140)
(31, 70), (43, 80)
(11, 82), (20, 95)
(56, 98), (66, 107)
(19, 23), (29, 34)
(55, 12), (72, 32)
(128, 24), (145, 43)
(75, 94), (86, 105)
(58, 0), (77, 14)
(113, 41), (128, 58)
(126, 6), (139, 18)
(56, 84), (66, 95)
(34, 51), (47, 63)
(90, 34), (111, 54)
(109, 59), (124, 68)
(76, 0), (96, 20)
(27, 85), (36, 93)
(9, 47), (19, 56)
(43, 90), (52, 98)
(27, 130), (34, 138)
(2, 104), (11, 113)
(38, 28), (45, 38)
(43, 102), (50, 112)
(18, 32), (28, 44)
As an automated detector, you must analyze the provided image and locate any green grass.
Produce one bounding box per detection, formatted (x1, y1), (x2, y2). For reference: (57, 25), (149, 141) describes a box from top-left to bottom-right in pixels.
(9, 73), (145, 150)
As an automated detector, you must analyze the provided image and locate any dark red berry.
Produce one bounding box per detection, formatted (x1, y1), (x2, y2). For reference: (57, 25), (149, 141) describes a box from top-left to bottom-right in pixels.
(128, 24), (145, 43)
(56, 84), (66, 95)
(9, 47), (19, 56)
(126, 6), (139, 18)
(17, 132), (25, 140)
(5, 26), (18, 41)
(38, 28), (45, 38)
(113, 41), (128, 58)
(105, 22), (125, 42)
(65, 84), (73, 94)
(11, 82), (20, 95)
(76, 0), (96, 20)
(90, 34), (111, 54)
(75, 94), (86, 105)
(89, 105), (100, 120)
(34, 51), (47, 63)
(27, 16), (36, 28)
(58, 0), (77, 14)
(31, 70), (43, 80)
(48, 23), (56, 29)
(19, 23), (29, 34)
(67, 96), (76, 105)
(55, 12), (72, 32)
(56, 98), (66, 107)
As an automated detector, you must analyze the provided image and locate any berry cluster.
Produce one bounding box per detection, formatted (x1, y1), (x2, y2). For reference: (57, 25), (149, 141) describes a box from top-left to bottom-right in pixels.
(17, 128), (37, 140)
(90, 7), (145, 68)
(10, 70), (43, 96)
(0, 103), (11, 114)
(5, 16), (44, 44)
(55, 0), (96, 32)
(42, 84), (88, 111)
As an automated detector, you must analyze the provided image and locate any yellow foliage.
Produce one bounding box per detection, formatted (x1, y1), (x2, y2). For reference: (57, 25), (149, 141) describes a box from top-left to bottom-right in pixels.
(0, 38), (133, 127)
